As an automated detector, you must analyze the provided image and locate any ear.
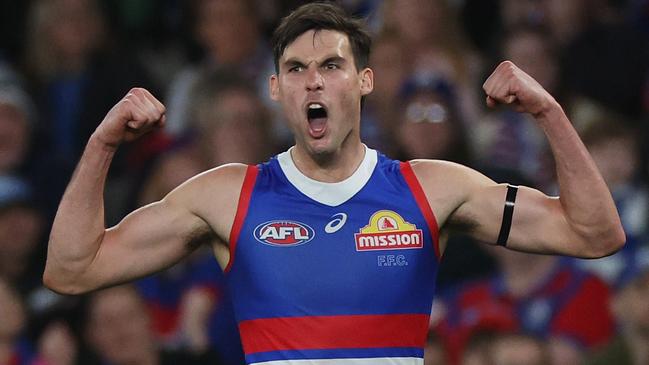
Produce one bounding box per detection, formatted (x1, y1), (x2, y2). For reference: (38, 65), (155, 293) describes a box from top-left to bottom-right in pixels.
(360, 67), (374, 96)
(270, 74), (280, 101)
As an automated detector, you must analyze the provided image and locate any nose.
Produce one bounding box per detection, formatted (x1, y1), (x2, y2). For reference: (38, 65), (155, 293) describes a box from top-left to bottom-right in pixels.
(305, 66), (324, 91)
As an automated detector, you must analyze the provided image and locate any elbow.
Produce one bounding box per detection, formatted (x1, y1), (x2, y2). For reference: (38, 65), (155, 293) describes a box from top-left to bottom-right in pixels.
(583, 225), (626, 259)
(42, 269), (92, 296)
(606, 225), (627, 255)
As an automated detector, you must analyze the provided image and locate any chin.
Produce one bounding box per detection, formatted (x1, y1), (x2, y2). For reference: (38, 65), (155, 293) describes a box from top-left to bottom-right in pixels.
(306, 139), (337, 157)
(308, 143), (333, 156)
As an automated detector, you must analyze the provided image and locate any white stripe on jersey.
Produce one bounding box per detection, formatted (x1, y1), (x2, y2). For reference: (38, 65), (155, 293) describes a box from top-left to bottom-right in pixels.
(251, 357), (423, 365)
(277, 145), (378, 206)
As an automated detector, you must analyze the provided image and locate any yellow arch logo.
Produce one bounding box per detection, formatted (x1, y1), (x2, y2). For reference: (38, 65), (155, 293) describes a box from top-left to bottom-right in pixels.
(359, 210), (417, 233)
(355, 210), (423, 251)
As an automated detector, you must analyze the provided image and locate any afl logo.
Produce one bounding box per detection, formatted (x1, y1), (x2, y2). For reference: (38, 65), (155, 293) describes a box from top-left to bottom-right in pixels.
(254, 220), (315, 247)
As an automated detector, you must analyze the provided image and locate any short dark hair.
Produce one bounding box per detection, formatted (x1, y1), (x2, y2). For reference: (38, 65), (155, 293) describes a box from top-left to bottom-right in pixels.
(271, 2), (372, 74)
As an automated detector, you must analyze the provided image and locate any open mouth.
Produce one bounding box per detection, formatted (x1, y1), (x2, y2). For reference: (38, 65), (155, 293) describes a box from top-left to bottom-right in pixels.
(306, 103), (328, 138)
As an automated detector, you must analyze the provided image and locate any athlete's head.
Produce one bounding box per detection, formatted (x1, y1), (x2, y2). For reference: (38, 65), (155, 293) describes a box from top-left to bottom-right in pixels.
(269, 3), (374, 157)
(271, 2), (371, 75)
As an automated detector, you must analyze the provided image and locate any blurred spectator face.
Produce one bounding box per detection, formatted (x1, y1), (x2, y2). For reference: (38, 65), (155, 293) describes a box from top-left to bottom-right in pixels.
(36, 322), (78, 365)
(503, 30), (557, 93)
(542, 0), (588, 43)
(0, 103), (30, 173)
(490, 334), (546, 365)
(0, 204), (42, 281)
(588, 134), (637, 188)
(500, 0), (544, 28)
(461, 335), (490, 365)
(383, 0), (441, 46)
(195, 0), (259, 64)
(614, 271), (649, 335)
(87, 286), (156, 365)
(397, 91), (456, 159)
(200, 88), (269, 165)
(0, 278), (25, 341)
(369, 36), (407, 102)
(547, 337), (584, 365)
(412, 48), (460, 86)
(26, 0), (104, 78)
(42, 0), (102, 62)
(486, 246), (552, 270)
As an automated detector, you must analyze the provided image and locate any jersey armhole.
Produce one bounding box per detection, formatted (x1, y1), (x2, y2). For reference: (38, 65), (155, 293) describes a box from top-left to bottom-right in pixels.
(224, 165), (259, 273)
(399, 161), (441, 260)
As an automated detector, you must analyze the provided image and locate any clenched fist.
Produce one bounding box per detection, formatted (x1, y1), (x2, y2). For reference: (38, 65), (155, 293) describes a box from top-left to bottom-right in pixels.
(93, 88), (166, 148)
(483, 61), (558, 118)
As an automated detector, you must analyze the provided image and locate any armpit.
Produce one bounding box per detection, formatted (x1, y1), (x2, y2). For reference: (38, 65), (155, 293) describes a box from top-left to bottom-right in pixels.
(444, 212), (479, 234)
(186, 225), (218, 251)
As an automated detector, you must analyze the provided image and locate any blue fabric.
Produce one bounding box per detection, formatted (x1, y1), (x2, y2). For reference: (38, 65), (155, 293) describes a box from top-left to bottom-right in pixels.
(227, 152), (439, 362)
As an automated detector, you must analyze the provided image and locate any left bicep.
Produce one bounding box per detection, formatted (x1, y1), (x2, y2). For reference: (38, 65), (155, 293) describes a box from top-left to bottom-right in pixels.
(451, 180), (586, 255)
(410, 160), (590, 256)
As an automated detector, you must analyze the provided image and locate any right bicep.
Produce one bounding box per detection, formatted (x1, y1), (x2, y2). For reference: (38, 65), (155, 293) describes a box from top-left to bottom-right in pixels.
(76, 163), (247, 290)
(82, 197), (209, 289)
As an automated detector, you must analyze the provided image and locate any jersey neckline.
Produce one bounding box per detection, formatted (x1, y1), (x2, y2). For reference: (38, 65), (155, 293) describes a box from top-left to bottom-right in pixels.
(277, 145), (378, 207)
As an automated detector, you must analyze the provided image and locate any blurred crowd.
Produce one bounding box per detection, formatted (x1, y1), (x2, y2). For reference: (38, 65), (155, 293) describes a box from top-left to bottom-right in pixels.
(0, 0), (648, 364)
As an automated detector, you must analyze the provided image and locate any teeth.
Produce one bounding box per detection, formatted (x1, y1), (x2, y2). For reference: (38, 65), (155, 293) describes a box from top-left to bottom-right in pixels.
(308, 103), (324, 109)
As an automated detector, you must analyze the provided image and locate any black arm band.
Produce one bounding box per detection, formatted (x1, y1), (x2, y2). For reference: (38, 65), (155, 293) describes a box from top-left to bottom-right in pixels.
(496, 184), (519, 247)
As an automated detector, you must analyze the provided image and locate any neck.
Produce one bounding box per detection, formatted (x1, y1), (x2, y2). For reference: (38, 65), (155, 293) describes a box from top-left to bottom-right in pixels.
(291, 138), (365, 183)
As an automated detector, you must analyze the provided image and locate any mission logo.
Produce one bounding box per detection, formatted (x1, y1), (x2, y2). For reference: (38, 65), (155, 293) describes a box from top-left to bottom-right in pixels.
(254, 220), (315, 247)
(355, 210), (423, 251)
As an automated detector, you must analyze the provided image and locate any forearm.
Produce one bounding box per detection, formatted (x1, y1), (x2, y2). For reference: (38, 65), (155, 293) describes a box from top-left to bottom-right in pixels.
(45, 135), (116, 291)
(538, 102), (625, 254)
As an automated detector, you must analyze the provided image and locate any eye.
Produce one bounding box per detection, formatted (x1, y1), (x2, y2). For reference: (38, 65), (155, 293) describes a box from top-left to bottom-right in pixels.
(324, 63), (339, 70)
(288, 65), (304, 73)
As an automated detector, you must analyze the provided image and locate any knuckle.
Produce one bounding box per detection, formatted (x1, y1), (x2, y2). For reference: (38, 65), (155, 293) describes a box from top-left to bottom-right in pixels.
(500, 60), (513, 68)
(120, 98), (134, 108)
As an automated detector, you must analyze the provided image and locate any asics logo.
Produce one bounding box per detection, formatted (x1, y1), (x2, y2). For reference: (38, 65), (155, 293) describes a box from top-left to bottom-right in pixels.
(325, 213), (347, 233)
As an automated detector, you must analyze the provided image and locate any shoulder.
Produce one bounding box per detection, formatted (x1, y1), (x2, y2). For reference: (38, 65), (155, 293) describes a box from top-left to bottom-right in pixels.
(407, 159), (496, 201)
(164, 163), (251, 209)
(408, 159), (491, 184)
(161, 163), (255, 241)
(402, 159), (502, 231)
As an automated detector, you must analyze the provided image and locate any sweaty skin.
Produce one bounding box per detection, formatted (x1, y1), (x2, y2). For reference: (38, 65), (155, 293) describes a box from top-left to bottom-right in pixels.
(44, 30), (624, 295)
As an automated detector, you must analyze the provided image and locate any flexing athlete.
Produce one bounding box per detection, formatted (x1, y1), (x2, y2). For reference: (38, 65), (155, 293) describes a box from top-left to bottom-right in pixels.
(44, 3), (624, 365)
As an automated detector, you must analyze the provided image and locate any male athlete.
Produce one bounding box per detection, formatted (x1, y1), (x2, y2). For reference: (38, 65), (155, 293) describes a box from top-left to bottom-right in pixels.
(44, 3), (625, 365)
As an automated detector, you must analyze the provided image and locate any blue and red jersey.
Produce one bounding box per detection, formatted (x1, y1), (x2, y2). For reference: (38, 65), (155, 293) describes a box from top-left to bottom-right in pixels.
(225, 147), (441, 365)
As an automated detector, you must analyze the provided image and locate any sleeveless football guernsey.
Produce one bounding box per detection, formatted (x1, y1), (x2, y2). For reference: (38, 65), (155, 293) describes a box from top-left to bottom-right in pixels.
(225, 146), (441, 365)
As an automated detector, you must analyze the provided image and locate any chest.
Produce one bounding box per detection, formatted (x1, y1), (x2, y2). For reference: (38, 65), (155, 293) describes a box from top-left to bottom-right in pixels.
(226, 166), (440, 319)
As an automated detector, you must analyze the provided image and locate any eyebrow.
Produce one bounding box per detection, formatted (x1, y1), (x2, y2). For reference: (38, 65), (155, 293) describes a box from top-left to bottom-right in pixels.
(282, 55), (347, 69)
(321, 56), (346, 65)
(283, 58), (305, 69)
